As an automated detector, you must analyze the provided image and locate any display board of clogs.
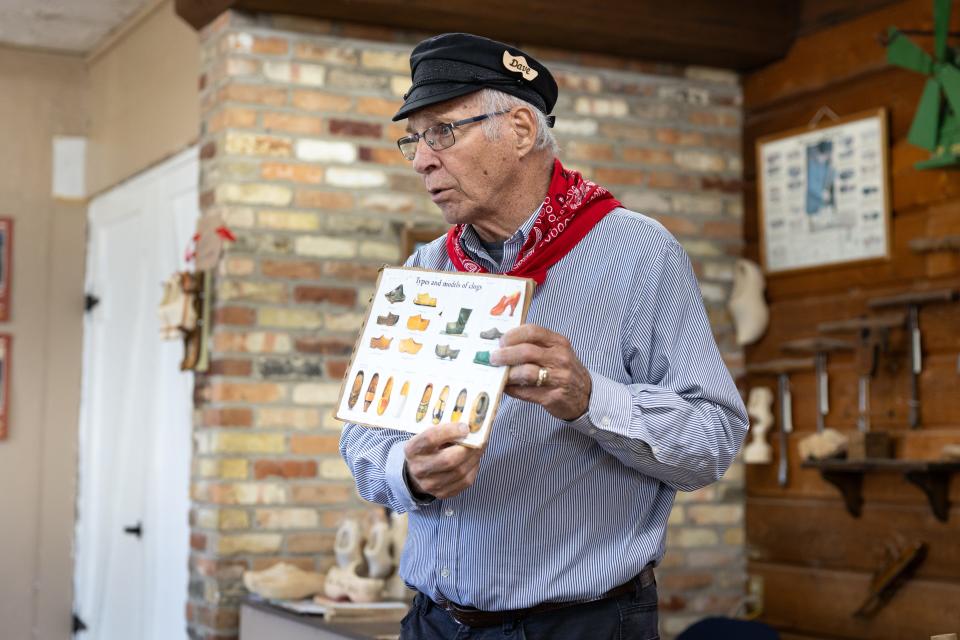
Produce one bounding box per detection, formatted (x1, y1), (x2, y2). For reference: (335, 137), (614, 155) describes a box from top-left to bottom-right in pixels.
(336, 266), (535, 448)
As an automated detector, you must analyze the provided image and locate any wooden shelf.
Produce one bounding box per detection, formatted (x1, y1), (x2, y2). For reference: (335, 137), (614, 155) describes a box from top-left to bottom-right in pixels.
(801, 459), (960, 523)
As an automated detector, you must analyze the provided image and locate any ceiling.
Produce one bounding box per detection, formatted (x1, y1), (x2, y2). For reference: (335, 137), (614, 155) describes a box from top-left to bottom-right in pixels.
(0, 0), (153, 53)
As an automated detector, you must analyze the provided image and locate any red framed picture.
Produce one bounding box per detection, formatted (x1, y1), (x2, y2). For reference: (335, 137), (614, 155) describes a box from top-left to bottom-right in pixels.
(0, 334), (9, 440)
(0, 218), (11, 321)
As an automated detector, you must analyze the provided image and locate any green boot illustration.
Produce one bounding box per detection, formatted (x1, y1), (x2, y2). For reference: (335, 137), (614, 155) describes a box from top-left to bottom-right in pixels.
(445, 307), (473, 335)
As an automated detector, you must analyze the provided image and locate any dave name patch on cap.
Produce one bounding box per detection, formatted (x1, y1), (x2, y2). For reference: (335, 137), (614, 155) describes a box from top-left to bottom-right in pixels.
(502, 51), (538, 81)
(392, 32), (558, 122)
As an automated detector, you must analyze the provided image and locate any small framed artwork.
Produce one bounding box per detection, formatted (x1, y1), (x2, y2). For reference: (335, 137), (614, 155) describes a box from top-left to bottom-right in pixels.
(0, 218), (11, 321)
(756, 108), (891, 274)
(401, 226), (448, 261)
(0, 334), (10, 440)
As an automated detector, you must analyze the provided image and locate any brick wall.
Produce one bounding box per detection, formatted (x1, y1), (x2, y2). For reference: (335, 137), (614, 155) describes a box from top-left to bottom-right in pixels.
(191, 11), (745, 639)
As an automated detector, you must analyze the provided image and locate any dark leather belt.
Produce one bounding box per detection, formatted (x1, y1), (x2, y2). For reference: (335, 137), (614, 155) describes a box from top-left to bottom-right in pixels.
(436, 565), (655, 628)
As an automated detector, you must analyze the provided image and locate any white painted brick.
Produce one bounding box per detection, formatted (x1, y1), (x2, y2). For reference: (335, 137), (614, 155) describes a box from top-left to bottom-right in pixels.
(264, 61), (326, 86)
(390, 76), (410, 97)
(680, 240), (723, 257)
(358, 193), (418, 214)
(296, 139), (357, 163)
(324, 312), (365, 331)
(215, 183), (293, 206)
(553, 118), (599, 136)
(685, 66), (739, 85)
(573, 97), (628, 117)
(221, 207), (256, 229)
(295, 236), (357, 258)
(293, 383), (342, 405)
(671, 194), (724, 216)
(358, 240), (400, 262)
(320, 458), (353, 480)
(675, 150), (726, 173)
(621, 191), (670, 214)
(326, 167), (388, 188)
(224, 32), (254, 53)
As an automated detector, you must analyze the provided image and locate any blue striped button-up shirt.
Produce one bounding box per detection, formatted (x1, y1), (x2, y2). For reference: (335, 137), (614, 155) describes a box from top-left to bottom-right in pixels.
(339, 206), (748, 611)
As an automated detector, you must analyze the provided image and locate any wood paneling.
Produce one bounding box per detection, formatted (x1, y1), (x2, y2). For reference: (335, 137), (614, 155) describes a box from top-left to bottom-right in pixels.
(177, 0), (802, 70)
(743, 1), (960, 637)
(752, 563), (960, 639)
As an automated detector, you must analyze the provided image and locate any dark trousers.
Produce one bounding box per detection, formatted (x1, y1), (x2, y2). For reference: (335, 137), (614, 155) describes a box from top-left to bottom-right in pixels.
(399, 580), (660, 640)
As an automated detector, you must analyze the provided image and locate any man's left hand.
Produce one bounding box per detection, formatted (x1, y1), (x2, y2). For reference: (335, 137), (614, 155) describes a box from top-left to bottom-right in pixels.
(490, 324), (591, 421)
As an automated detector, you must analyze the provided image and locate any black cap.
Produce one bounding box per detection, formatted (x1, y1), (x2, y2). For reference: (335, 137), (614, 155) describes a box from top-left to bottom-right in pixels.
(392, 33), (558, 122)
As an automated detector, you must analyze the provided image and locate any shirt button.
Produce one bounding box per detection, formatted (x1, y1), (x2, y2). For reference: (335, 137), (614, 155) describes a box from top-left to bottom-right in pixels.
(441, 566), (450, 578)
(601, 416), (611, 427)
(444, 507), (455, 517)
(589, 428), (597, 435)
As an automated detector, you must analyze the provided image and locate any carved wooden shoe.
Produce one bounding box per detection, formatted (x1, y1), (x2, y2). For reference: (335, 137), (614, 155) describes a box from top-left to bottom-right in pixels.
(480, 327), (504, 340)
(385, 285), (405, 303)
(451, 388), (467, 422)
(244, 562), (325, 600)
(414, 292), (437, 307)
(363, 521), (393, 579)
(432, 385), (450, 424)
(376, 312), (399, 326)
(363, 374), (380, 411)
(406, 314), (430, 331)
(469, 392), (490, 432)
(369, 335), (392, 350)
(416, 383), (433, 422)
(473, 350), (495, 366)
(392, 381), (410, 418)
(377, 376), (394, 416)
(347, 371), (364, 409)
(399, 338), (423, 354)
(435, 344), (460, 360)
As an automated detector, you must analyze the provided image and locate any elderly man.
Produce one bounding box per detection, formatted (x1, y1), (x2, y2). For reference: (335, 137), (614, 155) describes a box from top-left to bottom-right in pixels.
(339, 32), (747, 640)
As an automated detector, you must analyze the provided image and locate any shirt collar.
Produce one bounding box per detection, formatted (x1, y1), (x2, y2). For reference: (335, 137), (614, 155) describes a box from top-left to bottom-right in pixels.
(460, 203), (543, 254)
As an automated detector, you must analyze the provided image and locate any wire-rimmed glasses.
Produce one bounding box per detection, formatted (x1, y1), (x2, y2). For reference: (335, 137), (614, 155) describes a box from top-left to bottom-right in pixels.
(396, 110), (511, 161)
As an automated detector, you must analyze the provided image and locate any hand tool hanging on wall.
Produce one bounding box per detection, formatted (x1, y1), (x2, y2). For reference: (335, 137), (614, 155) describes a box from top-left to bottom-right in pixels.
(781, 337), (855, 433)
(868, 288), (957, 429)
(746, 358), (814, 487)
(854, 539), (927, 619)
(819, 313), (906, 433)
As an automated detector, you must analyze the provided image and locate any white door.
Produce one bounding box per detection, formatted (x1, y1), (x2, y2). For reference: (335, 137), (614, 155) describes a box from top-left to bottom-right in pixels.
(74, 147), (198, 640)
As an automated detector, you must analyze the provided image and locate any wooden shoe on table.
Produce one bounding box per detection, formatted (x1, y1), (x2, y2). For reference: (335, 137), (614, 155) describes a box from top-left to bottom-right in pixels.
(377, 376), (394, 416)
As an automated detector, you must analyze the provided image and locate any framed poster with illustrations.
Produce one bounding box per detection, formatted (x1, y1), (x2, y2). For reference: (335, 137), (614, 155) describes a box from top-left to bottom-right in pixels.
(0, 335), (9, 440)
(756, 108), (891, 274)
(0, 218), (11, 321)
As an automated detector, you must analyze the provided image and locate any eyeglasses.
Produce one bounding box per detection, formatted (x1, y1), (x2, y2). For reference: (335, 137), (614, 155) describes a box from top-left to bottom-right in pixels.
(396, 110), (511, 161)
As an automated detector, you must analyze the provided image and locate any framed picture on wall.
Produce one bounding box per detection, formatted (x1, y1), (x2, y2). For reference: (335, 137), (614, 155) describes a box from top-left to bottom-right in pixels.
(0, 218), (12, 321)
(756, 108), (891, 274)
(0, 334), (10, 440)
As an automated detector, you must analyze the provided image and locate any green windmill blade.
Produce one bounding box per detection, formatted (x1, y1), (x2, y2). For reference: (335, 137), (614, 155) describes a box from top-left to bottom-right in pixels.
(932, 0), (951, 61)
(937, 63), (960, 115)
(908, 77), (942, 151)
(887, 27), (934, 74)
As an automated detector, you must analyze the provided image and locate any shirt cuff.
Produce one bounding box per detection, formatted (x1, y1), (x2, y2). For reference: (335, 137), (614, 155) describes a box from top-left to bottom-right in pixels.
(564, 370), (643, 443)
(385, 440), (435, 510)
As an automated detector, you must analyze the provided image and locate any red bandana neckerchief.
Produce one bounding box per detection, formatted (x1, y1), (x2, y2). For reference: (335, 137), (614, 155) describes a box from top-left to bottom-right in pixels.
(445, 158), (620, 285)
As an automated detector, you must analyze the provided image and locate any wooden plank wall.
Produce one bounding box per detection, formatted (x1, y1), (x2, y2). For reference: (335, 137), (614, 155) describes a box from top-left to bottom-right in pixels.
(741, 1), (960, 638)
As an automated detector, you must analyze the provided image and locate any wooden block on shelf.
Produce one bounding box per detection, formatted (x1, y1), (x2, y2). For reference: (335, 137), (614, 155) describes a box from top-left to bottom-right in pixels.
(848, 432), (892, 460)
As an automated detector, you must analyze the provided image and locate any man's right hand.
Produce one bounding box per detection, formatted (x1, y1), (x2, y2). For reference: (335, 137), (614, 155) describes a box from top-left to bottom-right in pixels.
(404, 423), (485, 500)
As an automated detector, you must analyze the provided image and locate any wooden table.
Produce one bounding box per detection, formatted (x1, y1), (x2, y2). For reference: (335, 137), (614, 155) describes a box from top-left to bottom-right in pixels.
(240, 598), (401, 640)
